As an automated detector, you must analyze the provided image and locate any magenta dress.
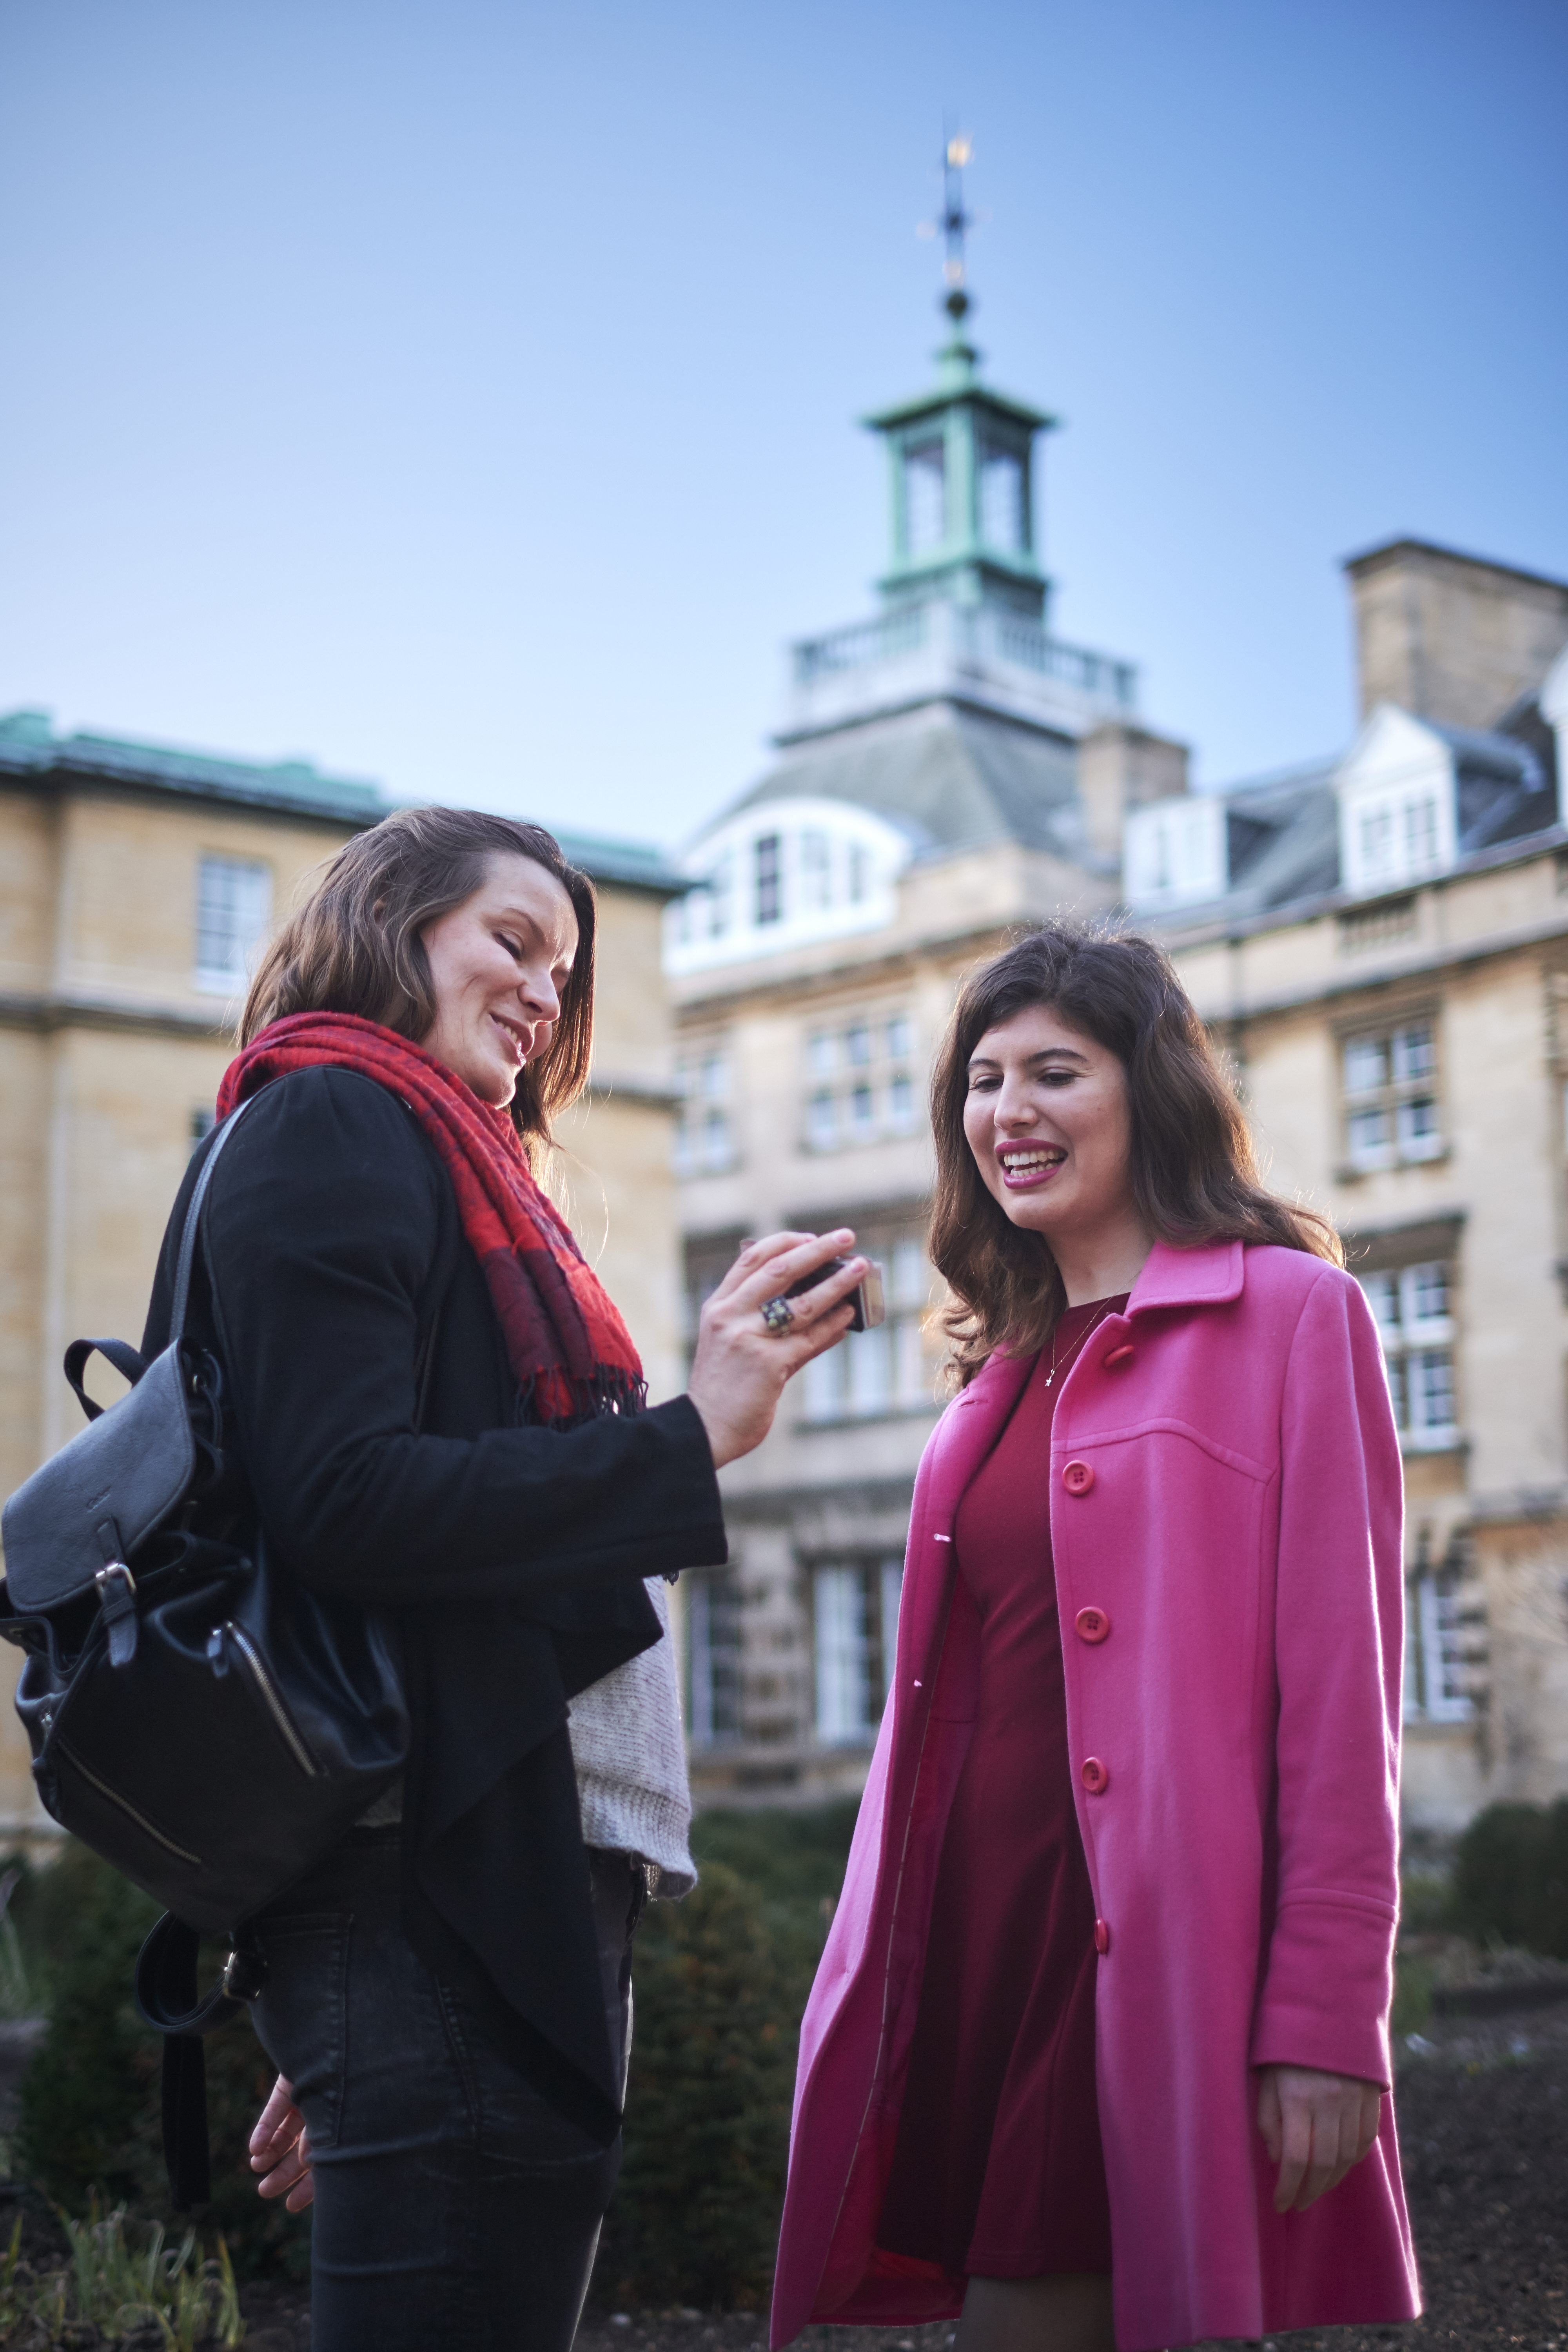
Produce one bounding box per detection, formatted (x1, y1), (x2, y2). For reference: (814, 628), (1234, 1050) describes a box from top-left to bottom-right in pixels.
(875, 1299), (1127, 2279)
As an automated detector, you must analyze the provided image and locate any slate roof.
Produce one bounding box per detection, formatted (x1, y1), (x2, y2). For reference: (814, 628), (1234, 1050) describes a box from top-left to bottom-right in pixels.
(1219, 759), (1344, 914)
(1181, 703), (1560, 926)
(724, 699), (1087, 864)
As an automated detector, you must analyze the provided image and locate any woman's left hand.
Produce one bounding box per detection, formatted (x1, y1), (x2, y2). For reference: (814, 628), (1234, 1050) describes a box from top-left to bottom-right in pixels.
(249, 2073), (315, 2211)
(1256, 2064), (1383, 2212)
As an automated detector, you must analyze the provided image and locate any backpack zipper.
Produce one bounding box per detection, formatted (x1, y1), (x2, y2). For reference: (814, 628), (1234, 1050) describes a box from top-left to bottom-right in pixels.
(223, 1621), (321, 1777)
(58, 1740), (204, 1867)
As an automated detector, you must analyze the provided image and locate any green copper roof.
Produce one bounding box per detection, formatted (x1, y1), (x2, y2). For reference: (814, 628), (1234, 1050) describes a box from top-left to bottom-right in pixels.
(0, 706), (382, 825)
(0, 708), (682, 893)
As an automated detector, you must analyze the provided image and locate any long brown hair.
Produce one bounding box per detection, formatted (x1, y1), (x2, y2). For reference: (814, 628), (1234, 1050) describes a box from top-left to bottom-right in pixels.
(929, 922), (1341, 1384)
(241, 806), (597, 1151)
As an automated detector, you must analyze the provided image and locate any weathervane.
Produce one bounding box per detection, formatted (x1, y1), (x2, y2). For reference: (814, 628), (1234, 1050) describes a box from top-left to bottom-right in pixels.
(917, 128), (976, 325)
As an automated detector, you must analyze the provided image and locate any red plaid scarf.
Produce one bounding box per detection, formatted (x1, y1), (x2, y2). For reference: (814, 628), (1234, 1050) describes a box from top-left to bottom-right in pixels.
(216, 1012), (645, 1427)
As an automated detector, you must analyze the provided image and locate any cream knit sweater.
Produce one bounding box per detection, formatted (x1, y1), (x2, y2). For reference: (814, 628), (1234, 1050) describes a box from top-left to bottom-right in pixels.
(568, 1575), (696, 1897)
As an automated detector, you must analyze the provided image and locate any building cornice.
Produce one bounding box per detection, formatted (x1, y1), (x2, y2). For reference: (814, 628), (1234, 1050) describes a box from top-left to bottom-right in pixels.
(0, 990), (232, 1041)
(672, 916), (1020, 1023)
(1156, 824), (1567, 956)
(1196, 902), (1568, 1028)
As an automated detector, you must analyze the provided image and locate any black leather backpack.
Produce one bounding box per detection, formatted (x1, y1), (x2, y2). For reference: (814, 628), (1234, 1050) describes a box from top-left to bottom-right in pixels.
(0, 1101), (415, 2199)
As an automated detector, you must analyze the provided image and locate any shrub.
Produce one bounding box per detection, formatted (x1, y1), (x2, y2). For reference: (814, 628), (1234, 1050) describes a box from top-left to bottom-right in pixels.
(596, 1862), (804, 2312)
(1448, 1798), (1568, 1958)
(17, 1842), (310, 2281)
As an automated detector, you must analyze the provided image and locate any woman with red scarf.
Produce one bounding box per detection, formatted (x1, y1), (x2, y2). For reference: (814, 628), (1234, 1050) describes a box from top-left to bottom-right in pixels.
(138, 807), (864, 2352)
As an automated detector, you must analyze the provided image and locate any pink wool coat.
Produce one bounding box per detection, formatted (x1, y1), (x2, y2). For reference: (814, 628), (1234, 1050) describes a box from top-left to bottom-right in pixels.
(771, 1241), (1421, 2352)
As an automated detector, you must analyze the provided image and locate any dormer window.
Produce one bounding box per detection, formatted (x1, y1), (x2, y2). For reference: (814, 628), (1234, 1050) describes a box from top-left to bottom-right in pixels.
(665, 798), (912, 975)
(904, 438), (946, 557)
(1122, 795), (1227, 912)
(1337, 708), (1457, 895)
(755, 833), (783, 925)
(800, 829), (831, 911)
(1356, 792), (1442, 887)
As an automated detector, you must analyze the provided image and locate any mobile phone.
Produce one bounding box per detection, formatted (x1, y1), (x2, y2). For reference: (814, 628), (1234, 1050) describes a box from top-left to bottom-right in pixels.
(784, 1257), (886, 1334)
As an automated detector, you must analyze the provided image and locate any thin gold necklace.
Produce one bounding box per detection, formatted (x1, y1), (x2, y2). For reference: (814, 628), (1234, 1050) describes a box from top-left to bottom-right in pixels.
(1043, 1300), (1116, 1389)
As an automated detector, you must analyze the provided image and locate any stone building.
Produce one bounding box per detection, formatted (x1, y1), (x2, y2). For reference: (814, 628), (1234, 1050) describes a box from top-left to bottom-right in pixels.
(667, 301), (1166, 1800)
(668, 303), (1568, 1837)
(0, 709), (686, 1840)
(1124, 545), (1568, 1837)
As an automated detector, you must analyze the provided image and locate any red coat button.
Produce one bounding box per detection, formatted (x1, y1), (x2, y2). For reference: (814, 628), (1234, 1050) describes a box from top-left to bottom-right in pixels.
(1062, 1459), (1095, 1496)
(1081, 1756), (1110, 1794)
(1074, 1606), (1111, 1644)
(1094, 1918), (1111, 1954)
(1103, 1343), (1135, 1370)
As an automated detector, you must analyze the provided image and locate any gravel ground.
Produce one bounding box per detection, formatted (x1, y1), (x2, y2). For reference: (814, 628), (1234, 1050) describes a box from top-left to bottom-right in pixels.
(3, 1994), (1561, 2348)
(573, 1993), (1568, 2352)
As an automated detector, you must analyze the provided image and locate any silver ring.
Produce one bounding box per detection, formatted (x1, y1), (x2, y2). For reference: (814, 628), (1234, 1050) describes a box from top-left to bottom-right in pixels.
(760, 1295), (795, 1336)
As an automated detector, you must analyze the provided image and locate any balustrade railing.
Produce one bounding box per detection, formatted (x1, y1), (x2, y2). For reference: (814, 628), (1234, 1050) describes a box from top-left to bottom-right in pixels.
(791, 605), (1136, 710)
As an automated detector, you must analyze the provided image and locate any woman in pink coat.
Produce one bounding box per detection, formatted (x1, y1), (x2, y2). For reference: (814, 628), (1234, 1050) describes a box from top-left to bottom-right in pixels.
(771, 926), (1420, 2352)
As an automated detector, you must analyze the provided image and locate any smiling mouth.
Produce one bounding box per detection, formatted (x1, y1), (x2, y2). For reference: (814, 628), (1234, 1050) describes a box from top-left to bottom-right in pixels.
(491, 1013), (530, 1063)
(998, 1145), (1065, 1186)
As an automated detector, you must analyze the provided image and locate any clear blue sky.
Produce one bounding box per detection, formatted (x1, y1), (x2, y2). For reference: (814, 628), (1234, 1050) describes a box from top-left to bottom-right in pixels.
(2, 0), (1563, 848)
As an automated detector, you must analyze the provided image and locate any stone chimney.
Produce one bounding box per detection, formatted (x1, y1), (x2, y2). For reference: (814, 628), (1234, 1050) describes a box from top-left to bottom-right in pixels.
(1078, 722), (1190, 860)
(1343, 539), (1568, 732)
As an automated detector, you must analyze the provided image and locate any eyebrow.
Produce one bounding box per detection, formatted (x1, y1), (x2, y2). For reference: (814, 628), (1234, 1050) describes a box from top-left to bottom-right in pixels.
(968, 1045), (1089, 1069)
(492, 904), (577, 959)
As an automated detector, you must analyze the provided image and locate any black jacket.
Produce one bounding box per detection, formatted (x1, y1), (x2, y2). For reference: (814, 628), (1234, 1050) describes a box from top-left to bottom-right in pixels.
(143, 1066), (726, 2137)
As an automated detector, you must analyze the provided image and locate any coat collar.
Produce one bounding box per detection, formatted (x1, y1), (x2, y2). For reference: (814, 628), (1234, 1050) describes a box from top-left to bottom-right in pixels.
(1127, 1237), (1244, 1315)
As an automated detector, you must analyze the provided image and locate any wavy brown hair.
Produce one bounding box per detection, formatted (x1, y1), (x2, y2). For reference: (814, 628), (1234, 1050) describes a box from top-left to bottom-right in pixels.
(929, 922), (1341, 1385)
(241, 806), (596, 1152)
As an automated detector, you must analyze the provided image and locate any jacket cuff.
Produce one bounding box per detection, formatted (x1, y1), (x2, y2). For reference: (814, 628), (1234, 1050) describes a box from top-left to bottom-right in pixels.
(1249, 1893), (1396, 2089)
(641, 1394), (726, 1568)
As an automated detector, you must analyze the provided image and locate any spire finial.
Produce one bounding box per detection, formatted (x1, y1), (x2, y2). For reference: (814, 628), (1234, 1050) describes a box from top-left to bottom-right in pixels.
(938, 127), (974, 325)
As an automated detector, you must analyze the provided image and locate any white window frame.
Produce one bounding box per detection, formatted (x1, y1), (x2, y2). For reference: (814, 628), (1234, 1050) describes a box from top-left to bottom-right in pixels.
(802, 1007), (920, 1153)
(799, 1225), (935, 1428)
(1340, 1016), (1443, 1173)
(1357, 1259), (1460, 1452)
(812, 1557), (904, 1746)
(193, 854), (272, 997)
(687, 1571), (743, 1747)
(1403, 1572), (1473, 1723)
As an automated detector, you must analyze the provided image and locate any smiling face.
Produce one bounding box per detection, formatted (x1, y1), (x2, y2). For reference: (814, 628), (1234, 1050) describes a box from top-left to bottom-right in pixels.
(418, 852), (579, 1106)
(962, 1000), (1140, 1249)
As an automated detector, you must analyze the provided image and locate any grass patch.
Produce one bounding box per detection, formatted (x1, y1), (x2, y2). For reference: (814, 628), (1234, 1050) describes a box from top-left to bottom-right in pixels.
(0, 2201), (243, 2349)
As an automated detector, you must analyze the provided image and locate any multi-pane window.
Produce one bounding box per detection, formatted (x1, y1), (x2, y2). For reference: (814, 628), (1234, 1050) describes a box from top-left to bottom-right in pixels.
(754, 834), (783, 926)
(1357, 1261), (1459, 1449)
(1403, 1570), (1475, 1724)
(801, 1230), (934, 1425)
(674, 1046), (735, 1174)
(813, 1558), (904, 1745)
(1341, 1018), (1442, 1171)
(904, 438), (946, 557)
(1356, 794), (1443, 887)
(194, 855), (271, 995)
(804, 1011), (920, 1151)
(687, 1571), (743, 1746)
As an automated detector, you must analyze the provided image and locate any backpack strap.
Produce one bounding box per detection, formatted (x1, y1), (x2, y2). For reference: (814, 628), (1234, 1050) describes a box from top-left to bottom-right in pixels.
(134, 1912), (263, 2209)
(169, 1096), (256, 1345)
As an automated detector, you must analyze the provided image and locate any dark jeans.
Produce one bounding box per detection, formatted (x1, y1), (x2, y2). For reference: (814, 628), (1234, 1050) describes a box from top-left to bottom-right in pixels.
(249, 1829), (646, 2352)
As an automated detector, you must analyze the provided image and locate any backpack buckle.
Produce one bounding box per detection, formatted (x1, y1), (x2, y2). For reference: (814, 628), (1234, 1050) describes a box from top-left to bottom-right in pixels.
(94, 1562), (139, 1670)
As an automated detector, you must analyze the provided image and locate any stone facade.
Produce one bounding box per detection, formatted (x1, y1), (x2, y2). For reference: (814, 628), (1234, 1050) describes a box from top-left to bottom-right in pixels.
(667, 333), (1568, 1837)
(0, 715), (686, 1841)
